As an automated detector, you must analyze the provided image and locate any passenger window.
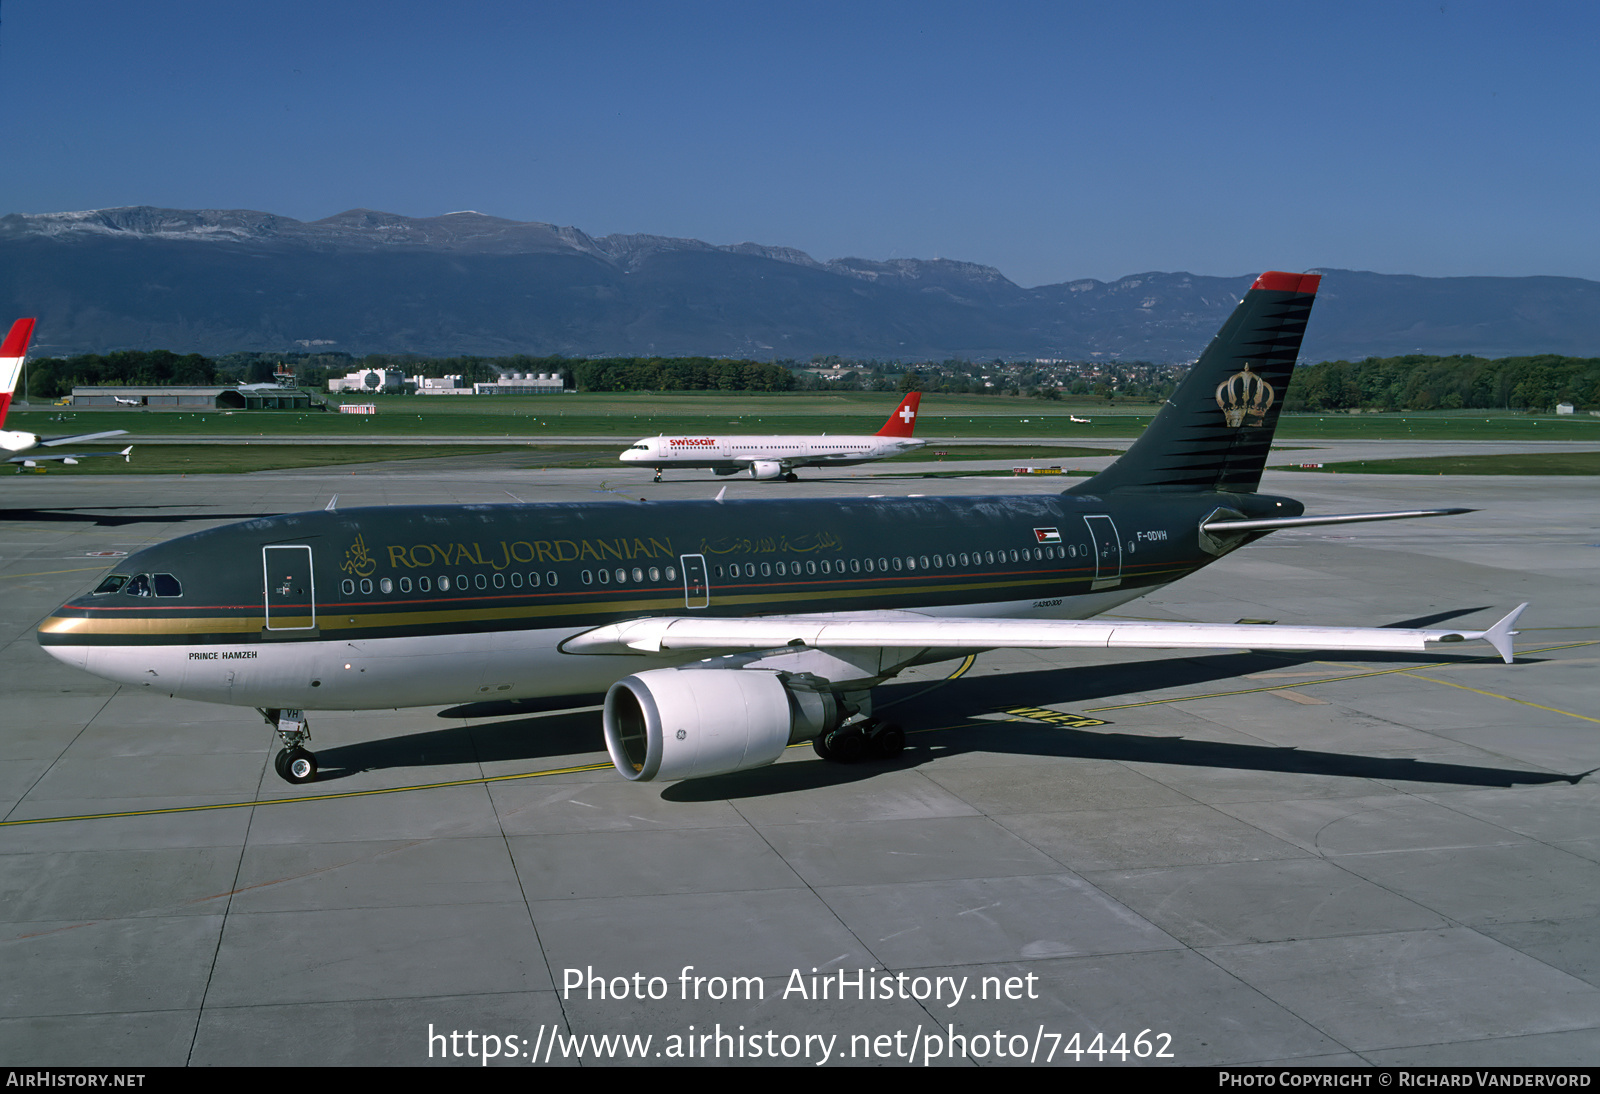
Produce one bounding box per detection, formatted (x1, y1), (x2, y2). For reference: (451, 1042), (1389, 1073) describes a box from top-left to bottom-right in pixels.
(380, 578), (393, 594)
(529, 572), (541, 587)
(850, 559), (860, 573)
(892, 557), (903, 571)
(92, 574), (129, 595)
(510, 572), (523, 588)
(475, 574), (487, 590)
(919, 555), (930, 569)
(662, 567), (674, 582)
(820, 560), (831, 575)
(400, 576), (413, 592)
(776, 562), (787, 576)
(360, 578), (373, 595)
(648, 567), (660, 581)
(759, 563), (770, 577)
(342, 579), (355, 595)
(615, 568), (627, 583)
(457, 573), (469, 590)
(582, 570), (593, 585)
(420, 576), (431, 591)
(438, 576), (451, 591)
(492, 573), (504, 589)
(598, 569), (610, 584)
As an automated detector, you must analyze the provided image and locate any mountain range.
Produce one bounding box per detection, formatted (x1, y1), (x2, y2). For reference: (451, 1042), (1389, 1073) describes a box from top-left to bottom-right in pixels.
(2, 206), (1596, 361)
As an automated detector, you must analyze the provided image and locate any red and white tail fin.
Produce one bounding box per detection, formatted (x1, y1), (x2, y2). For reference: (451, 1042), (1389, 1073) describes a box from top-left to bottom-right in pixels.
(875, 391), (922, 437)
(0, 318), (38, 428)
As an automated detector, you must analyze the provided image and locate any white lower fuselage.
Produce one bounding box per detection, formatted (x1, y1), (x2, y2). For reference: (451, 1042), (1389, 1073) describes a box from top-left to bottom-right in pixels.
(46, 586), (1155, 712)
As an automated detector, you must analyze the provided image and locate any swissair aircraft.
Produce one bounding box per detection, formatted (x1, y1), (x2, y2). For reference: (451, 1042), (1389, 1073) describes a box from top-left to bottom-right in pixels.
(0, 319), (132, 471)
(620, 392), (924, 481)
(38, 273), (1523, 786)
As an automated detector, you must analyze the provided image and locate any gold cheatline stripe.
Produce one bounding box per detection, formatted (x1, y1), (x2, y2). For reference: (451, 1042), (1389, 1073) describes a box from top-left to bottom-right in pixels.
(40, 568), (1193, 638)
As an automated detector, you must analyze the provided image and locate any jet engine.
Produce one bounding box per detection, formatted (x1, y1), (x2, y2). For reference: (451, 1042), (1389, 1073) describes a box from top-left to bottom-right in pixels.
(0, 430), (40, 453)
(603, 668), (840, 781)
(748, 460), (784, 480)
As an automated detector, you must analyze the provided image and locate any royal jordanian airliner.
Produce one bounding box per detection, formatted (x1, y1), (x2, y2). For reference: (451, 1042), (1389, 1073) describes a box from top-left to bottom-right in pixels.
(37, 273), (1523, 786)
(0, 318), (132, 471)
(620, 392), (924, 481)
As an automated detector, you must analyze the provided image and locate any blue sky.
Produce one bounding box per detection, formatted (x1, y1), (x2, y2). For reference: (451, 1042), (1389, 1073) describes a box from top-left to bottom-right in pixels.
(2, 1), (1595, 287)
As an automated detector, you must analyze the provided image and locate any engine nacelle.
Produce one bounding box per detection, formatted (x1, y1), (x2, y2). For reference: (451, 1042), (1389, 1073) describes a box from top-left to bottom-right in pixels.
(603, 667), (839, 781)
(0, 430), (40, 454)
(748, 460), (784, 480)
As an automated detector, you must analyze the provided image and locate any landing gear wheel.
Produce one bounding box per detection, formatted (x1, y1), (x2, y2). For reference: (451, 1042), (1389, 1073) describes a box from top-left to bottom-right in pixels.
(820, 727), (867, 763)
(279, 747), (318, 785)
(868, 723), (906, 759)
(784, 472), (799, 482)
(273, 748), (290, 780)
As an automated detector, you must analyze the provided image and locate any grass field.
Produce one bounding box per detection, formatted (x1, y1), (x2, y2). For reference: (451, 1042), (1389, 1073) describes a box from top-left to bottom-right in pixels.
(13, 393), (1600, 442)
(1278, 451), (1600, 475)
(17, 444), (533, 475)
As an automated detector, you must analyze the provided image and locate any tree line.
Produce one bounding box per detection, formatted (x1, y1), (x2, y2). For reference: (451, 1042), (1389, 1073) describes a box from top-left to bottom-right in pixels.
(1283, 354), (1600, 412)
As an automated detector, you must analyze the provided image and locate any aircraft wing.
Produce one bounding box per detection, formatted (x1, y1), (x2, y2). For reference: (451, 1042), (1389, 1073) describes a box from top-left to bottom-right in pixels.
(565, 604), (1526, 664)
(10, 445), (133, 469)
(39, 430), (129, 447)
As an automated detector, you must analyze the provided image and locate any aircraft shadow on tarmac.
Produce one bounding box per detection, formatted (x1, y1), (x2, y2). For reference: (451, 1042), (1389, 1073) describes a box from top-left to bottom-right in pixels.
(0, 506), (271, 527)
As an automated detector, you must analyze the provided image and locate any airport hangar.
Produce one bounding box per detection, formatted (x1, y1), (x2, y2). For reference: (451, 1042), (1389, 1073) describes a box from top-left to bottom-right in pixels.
(0, 456), (1597, 1066)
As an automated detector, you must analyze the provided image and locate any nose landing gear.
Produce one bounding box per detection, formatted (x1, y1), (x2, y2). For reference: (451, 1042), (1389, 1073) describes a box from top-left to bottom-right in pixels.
(262, 707), (319, 784)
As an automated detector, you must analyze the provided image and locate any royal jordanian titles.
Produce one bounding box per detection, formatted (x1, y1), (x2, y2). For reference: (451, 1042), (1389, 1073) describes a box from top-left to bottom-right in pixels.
(620, 392), (923, 481)
(38, 273), (1525, 786)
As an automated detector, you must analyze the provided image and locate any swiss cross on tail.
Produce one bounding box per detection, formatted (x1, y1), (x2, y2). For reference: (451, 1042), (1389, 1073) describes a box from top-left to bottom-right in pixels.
(876, 392), (922, 437)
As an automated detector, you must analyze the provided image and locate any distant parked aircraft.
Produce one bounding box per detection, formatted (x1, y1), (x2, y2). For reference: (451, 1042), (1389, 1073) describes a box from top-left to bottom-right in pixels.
(0, 319), (132, 470)
(621, 393), (925, 482)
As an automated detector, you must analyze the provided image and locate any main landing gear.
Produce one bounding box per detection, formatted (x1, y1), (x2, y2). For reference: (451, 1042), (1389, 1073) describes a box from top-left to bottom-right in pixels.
(812, 719), (906, 763)
(262, 707), (318, 785)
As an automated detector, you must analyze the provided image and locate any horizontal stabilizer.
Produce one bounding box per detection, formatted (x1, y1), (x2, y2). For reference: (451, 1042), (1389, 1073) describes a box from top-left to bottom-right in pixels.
(1202, 508), (1475, 533)
(566, 606), (1527, 664)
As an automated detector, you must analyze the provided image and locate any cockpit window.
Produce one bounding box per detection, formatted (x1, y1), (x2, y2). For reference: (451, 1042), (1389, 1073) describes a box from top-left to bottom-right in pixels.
(153, 574), (182, 597)
(124, 574), (152, 597)
(92, 574), (129, 595)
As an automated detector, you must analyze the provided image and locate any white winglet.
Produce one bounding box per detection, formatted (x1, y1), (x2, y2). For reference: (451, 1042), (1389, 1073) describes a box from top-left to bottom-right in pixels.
(1478, 603), (1527, 664)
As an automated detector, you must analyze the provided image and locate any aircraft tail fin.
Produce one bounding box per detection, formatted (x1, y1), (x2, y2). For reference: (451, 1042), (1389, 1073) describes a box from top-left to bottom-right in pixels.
(1068, 273), (1318, 495)
(0, 318), (38, 427)
(876, 392), (922, 437)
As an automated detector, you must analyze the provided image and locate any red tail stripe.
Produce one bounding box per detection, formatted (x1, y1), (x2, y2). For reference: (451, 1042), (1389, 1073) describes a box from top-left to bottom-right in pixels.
(1250, 272), (1320, 295)
(0, 318), (37, 359)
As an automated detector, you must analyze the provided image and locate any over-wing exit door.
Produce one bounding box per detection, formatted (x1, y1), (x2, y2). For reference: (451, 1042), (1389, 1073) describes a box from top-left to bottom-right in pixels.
(1083, 515), (1122, 590)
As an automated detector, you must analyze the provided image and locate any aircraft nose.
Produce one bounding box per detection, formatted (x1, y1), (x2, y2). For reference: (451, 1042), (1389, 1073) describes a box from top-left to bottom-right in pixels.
(36, 609), (89, 668)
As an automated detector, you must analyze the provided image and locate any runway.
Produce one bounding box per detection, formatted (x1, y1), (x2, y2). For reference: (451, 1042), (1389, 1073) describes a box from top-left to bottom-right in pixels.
(2, 453), (1597, 1066)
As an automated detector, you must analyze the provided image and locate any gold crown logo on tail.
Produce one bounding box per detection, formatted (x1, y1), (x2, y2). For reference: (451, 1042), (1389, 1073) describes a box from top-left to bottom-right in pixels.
(1215, 364), (1275, 427)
